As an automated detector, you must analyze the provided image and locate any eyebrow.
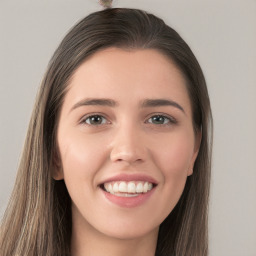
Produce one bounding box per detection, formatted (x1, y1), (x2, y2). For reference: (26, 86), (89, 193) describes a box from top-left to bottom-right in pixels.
(70, 98), (118, 112)
(141, 99), (185, 113)
(70, 98), (185, 113)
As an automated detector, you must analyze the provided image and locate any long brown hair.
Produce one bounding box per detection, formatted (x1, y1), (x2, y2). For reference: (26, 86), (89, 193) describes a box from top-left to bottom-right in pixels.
(0, 8), (212, 256)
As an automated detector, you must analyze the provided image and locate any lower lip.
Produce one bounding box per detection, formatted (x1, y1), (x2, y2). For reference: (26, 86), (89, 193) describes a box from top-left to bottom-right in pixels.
(101, 188), (156, 208)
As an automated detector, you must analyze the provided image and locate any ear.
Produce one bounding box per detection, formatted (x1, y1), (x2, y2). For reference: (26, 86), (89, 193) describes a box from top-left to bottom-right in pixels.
(187, 130), (202, 176)
(51, 150), (64, 180)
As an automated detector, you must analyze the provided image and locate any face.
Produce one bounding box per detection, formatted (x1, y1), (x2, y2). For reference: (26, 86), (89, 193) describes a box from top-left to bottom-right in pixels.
(55, 48), (200, 241)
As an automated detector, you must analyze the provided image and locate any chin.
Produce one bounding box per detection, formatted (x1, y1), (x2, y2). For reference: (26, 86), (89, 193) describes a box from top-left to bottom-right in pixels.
(97, 221), (159, 240)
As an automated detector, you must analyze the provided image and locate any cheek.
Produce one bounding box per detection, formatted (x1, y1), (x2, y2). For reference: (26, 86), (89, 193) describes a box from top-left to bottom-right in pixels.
(151, 132), (195, 207)
(154, 131), (195, 174)
(58, 131), (108, 187)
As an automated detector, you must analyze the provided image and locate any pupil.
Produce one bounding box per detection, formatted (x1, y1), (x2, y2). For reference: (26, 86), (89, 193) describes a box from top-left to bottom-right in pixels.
(91, 115), (102, 124)
(153, 115), (164, 124)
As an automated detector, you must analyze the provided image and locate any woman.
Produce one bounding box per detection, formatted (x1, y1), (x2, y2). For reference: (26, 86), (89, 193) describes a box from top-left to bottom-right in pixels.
(0, 3), (212, 256)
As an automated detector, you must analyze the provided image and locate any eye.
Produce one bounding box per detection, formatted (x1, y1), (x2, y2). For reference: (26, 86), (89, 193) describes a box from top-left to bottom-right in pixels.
(82, 115), (108, 126)
(147, 114), (175, 125)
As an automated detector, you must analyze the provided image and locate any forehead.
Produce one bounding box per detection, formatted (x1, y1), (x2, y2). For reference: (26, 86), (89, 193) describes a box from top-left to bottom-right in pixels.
(71, 47), (186, 87)
(64, 47), (191, 113)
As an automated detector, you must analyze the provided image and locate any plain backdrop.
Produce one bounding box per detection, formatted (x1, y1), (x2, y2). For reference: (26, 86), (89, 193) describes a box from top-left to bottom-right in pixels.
(0, 1), (255, 255)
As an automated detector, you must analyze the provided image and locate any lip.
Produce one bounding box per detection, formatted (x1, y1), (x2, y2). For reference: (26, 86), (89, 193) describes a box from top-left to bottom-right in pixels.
(101, 186), (156, 208)
(98, 173), (158, 208)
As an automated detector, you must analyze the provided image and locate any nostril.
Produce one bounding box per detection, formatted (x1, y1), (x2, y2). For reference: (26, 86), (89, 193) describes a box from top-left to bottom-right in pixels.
(110, 144), (146, 164)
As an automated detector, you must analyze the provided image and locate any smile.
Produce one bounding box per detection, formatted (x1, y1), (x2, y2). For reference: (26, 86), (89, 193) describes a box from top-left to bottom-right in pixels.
(99, 174), (158, 207)
(103, 181), (154, 197)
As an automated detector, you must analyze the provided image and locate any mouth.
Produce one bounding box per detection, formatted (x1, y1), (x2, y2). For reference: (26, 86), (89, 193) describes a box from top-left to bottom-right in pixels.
(99, 181), (157, 197)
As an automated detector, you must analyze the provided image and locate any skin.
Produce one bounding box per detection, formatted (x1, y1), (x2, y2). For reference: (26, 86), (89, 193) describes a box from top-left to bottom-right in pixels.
(54, 48), (201, 256)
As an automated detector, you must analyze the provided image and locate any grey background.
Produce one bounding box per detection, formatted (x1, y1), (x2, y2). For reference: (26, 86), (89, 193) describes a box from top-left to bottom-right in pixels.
(0, 0), (255, 255)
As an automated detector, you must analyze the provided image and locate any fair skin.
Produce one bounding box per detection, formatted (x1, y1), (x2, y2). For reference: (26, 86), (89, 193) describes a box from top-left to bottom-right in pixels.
(54, 48), (200, 256)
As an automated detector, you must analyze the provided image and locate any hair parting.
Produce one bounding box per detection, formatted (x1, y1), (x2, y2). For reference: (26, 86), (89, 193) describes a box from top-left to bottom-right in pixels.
(99, 0), (113, 9)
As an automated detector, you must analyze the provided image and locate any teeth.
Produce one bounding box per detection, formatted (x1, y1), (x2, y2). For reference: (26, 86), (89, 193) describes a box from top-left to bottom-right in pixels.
(143, 182), (148, 193)
(106, 183), (114, 194)
(113, 183), (119, 193)
(119, 182), (127, 192)
(127, 182), (136, 193)
(136, 183), (143, 193)
(103, 181), (154, 194)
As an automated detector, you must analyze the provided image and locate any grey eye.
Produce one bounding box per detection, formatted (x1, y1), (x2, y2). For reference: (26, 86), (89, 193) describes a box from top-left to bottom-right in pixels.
(84, 115), (107, 125)
(148, 115), (171, 125)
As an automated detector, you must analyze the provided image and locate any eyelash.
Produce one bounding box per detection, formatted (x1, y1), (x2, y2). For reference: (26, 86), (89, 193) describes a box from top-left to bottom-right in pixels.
(79, 113), (177, 127)
(147, 114), (176, 125)
(80, 114), (109, 126)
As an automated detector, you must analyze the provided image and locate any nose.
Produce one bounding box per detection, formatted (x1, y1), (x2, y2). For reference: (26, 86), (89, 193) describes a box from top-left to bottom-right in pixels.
(109, 124), (147, 164)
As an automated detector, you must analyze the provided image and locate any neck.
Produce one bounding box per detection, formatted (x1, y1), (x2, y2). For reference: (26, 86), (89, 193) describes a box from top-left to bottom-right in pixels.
(71, 216), (158, 256)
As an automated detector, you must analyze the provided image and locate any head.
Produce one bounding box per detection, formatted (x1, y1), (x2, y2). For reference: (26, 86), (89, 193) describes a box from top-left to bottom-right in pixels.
(1, 8), (212, 256)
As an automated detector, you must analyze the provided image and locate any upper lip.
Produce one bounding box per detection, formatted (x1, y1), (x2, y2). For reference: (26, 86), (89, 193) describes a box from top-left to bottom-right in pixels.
(99, 173), (158, 185)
